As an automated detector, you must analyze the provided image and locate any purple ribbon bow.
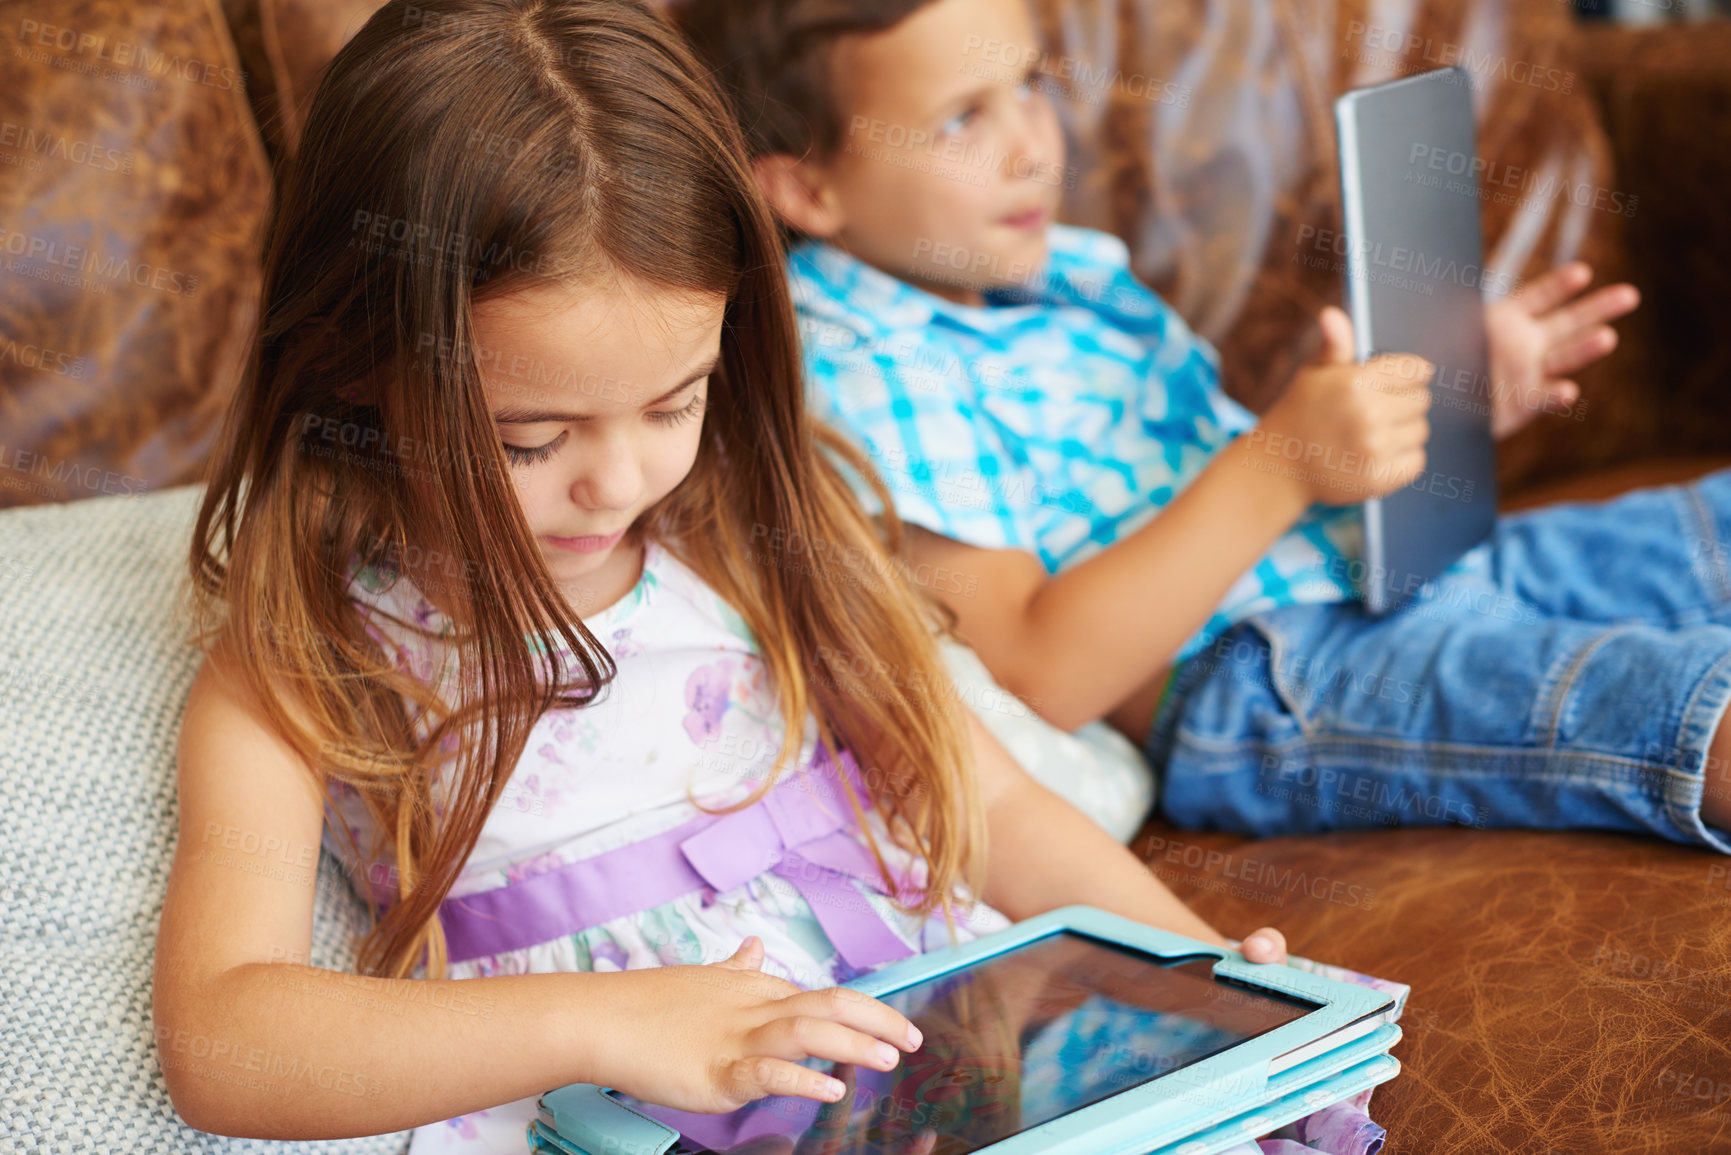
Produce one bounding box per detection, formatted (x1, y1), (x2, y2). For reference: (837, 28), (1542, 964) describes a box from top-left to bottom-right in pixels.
(426, 745), (925, 971)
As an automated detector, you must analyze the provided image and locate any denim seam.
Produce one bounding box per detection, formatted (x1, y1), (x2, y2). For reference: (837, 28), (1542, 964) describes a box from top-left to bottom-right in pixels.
(1240, 613), (1313, 738)
(1537, 624), (1634, 748)
(1141, 647), (1216, 774)
(1666, 643), (1731, 853)
(1175, 726), (1690, 774)
(1170, 730), (1668, 768)
(1682, 482), (1731, 609)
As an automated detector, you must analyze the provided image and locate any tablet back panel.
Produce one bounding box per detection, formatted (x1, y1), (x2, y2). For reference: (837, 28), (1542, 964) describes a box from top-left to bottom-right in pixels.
(1335, 67), (1498, 613)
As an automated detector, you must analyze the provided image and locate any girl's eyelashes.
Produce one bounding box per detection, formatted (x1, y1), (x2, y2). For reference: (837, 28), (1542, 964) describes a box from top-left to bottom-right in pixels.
(502, 431), (566, 467)
(648, 389), (705, 426)
(498, 389), (705, 467)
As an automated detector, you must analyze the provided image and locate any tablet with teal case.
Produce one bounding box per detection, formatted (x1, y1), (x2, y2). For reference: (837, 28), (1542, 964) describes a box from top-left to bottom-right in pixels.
(530, 904), (1401, 1155)
(1143, 1046), (1400, 1155)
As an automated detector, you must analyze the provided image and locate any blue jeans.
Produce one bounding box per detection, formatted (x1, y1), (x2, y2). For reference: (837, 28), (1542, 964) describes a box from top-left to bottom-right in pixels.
(1142, 467), (1731, 854)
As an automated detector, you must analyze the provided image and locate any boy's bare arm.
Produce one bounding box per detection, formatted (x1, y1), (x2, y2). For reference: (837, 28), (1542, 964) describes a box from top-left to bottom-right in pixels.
(903, 311), (1433, 732)
(905, 436), (1311, 732)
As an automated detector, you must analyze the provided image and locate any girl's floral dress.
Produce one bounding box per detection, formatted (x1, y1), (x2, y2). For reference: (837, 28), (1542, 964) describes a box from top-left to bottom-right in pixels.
(326, 539), (1014, 1154)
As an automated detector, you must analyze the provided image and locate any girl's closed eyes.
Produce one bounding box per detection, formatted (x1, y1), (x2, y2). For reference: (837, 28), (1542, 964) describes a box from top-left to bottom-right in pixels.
(499, 435), (561, 467)
(499, 388), (708, 467)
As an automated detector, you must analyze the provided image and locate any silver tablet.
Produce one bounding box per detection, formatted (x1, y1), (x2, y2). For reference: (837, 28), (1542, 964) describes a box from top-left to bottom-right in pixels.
(1334, 66), (1498, 614)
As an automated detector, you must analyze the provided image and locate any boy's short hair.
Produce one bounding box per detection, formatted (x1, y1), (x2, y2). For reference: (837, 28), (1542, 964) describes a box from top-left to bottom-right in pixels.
(669, 0), (935, 162)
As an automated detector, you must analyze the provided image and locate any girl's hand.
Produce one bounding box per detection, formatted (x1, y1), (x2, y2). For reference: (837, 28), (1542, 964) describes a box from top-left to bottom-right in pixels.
(1234, 926), (1288, 965)
(603, 936), (923, 1114)
(1483, 261), (1639, 439)
(1194, 924), (1286, 965)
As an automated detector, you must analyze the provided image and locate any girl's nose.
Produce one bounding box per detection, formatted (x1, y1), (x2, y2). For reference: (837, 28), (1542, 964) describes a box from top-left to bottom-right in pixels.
(568, 433), (642, 512)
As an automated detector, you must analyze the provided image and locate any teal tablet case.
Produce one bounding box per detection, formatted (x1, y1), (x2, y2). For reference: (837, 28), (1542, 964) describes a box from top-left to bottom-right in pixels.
(530, 904), (1404, 1155)
(528, 1046), (1402, 1155)
(1143, 1049), (1400, 1155)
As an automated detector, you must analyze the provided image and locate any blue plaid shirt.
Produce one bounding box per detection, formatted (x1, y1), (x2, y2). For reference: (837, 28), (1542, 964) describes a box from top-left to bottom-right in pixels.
(789, 224), (1371, 661)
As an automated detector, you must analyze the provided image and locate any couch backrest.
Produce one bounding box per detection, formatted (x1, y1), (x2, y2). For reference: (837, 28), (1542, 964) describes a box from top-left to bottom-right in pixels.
(0, 2), (271, 511)
(0, 0), (1627, 512)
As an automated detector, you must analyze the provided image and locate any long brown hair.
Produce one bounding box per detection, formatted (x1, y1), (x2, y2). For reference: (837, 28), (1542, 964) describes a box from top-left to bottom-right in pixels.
(184, 0), (988, 981)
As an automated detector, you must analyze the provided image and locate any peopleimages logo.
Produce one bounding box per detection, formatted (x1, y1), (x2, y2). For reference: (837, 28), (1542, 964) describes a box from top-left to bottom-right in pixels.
(1141, 835), (1380, 910)
(960, 35), (1191, 109)
(843, 117), (1076, 189)
(1408, 143), (1637, 219)
(0, 120), (134, 173)
(0, 224), (199, 296)
(15, 19), (245, 91)
(1342, 22), (1574, 94)
(1295, 224), (1522, 297)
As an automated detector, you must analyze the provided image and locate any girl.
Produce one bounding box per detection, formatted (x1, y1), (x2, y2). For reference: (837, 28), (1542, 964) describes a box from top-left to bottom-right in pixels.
(151, 0), (1286, 1150)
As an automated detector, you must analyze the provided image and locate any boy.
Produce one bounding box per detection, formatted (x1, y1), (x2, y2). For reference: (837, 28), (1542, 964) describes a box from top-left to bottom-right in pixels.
(672, 0), (1731, 849)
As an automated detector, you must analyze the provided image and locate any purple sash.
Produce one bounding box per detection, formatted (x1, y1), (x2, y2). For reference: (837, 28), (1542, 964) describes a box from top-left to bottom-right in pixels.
(414, 745), (926, 970)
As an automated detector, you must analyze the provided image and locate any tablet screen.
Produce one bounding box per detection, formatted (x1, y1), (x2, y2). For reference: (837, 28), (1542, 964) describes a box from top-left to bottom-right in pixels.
(607, 929), (1319, 1155)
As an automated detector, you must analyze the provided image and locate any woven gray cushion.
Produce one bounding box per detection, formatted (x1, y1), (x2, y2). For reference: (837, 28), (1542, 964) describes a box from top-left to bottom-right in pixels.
(0, 484), (411, 1155)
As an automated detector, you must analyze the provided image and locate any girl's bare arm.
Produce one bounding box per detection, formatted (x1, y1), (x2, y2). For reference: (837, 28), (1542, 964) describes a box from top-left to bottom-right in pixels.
(155, 648), (920, 1139)
(960, 711), (1288, 964)
(153, 647), (637, 1138)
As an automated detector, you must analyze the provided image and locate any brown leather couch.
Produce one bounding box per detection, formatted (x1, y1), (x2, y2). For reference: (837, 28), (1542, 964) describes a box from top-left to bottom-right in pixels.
(4, 1), (1728, 1151)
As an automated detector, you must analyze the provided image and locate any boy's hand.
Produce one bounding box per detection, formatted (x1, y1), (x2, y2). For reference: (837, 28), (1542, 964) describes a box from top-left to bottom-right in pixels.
(1252, 307), (1433, 507)
(1483, 261), (1639, 439)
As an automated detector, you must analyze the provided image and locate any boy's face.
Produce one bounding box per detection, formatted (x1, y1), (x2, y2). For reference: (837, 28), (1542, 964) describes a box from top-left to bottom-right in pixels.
(810, 0), (1067, 304)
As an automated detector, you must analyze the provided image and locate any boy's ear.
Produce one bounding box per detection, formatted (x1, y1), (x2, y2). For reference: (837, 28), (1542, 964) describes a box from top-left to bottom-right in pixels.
(751, 153), (845, 239)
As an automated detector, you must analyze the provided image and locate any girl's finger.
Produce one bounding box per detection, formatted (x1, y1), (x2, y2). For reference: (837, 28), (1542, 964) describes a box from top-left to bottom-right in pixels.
(1545, 381), (1580, 412)
(723, 1054), (850, 1105)
(788, 985), (923, 1053)
(1240, 927), (1287, 964)
(713, 935), (764, 969)
(753, 1011), (911, 1074)
(707, 941), (805, 1004)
